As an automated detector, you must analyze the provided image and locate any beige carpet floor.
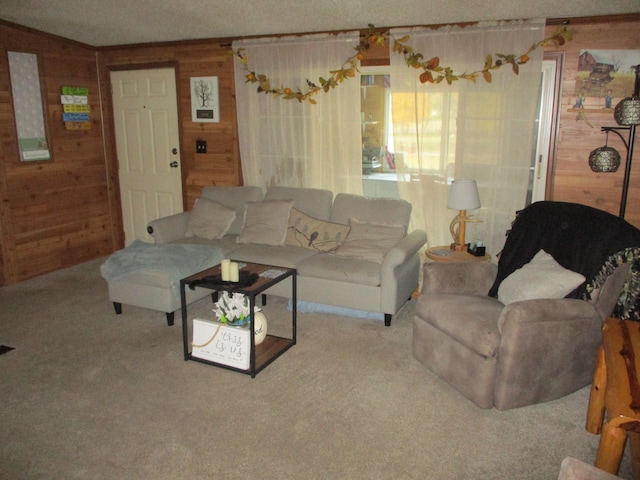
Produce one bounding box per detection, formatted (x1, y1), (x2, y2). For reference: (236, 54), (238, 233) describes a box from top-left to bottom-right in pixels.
(0, 258), (632, 479)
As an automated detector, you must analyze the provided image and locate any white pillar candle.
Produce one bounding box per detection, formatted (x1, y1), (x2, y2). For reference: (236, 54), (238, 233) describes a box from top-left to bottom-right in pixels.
(229, 262), (240, 282)
(220, 259), (231, 281)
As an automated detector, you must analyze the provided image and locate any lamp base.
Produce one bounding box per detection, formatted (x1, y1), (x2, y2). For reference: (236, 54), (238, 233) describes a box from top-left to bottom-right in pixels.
(450, 242), (468, 252)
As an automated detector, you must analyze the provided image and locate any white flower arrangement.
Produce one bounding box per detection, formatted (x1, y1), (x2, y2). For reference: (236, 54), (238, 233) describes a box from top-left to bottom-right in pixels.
(212, 292), (250, 324)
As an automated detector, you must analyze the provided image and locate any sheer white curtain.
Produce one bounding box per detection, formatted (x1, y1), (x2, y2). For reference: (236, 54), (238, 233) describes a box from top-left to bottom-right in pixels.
(389, 20), (546, 256)
(233, 32), (363, 195)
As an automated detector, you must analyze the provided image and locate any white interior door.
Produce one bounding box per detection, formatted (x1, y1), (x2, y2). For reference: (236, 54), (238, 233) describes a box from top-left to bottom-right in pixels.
(111, 68), (183, 245)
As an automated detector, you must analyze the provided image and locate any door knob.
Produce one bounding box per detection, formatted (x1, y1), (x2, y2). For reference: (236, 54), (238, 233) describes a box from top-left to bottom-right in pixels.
(170, 161), (178, 168)
(172, 148), (178, 154)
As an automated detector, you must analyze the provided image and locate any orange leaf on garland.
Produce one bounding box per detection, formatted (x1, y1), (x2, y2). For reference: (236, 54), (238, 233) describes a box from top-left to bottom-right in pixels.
(419, 71), (434, 83)
(426, 57), (440, 70)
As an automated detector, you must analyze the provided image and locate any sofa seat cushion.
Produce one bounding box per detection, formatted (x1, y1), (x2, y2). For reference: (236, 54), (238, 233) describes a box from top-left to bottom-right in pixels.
(230, 244), (318, 269)
(297, 253), (381, 286)
(109, 269), (174, 289)
(333, 219), (405, 263)
(101, 240), (223, 284)
(415, 293), (503, 358)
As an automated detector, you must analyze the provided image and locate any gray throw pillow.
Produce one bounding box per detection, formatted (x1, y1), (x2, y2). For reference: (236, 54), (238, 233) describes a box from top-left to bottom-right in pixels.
(237, 200), (294, 246)
(185, 198), (236, 240)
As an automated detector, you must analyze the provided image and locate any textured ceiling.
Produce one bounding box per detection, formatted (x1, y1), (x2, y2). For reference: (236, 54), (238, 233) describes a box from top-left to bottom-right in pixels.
(0, 0), (639, 47)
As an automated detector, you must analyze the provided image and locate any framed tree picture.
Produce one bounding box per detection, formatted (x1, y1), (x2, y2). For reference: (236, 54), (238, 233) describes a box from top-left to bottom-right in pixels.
(190, 76), (220, 122)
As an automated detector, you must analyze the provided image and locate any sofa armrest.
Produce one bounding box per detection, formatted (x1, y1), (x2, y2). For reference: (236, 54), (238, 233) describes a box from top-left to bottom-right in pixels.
(497, 297), (601, 333)
(422, 262), (497, 296)
(147, 212), (190, 244)
(382, 230), (427, 268)
(494, 298), (602, 410)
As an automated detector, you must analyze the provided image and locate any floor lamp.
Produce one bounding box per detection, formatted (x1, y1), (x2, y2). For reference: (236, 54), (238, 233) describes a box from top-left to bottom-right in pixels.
(589, 65), (640, 219)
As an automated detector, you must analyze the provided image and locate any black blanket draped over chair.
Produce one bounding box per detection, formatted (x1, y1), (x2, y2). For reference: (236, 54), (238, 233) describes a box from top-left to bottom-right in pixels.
(488, 201), (640, 320)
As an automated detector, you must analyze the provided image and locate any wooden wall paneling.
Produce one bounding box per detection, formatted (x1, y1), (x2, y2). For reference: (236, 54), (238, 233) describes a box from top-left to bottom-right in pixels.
(0, 48), (17, 284)
(2, 15), (639, 286)
(544, 16), (640, 227)
(98, 39), (242, 242)
(0, 21), (113, 285)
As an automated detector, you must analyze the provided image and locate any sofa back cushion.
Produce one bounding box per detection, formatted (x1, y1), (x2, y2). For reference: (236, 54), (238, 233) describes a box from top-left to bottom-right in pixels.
(264, 186), (333, 221)
(185, 198), (236, 240)
(200, 186), (264, 235)
(330, 193), (412, 231)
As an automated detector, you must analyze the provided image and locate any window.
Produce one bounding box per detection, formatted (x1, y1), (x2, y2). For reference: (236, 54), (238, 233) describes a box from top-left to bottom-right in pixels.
(391, 89), (459, 173)
(361, 67), (460, 179)
(360, 69), (392, 176)
(361, 68), (402, 199)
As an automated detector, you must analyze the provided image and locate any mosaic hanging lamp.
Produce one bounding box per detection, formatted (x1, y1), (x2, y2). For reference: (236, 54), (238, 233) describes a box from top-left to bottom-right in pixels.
(589, 131), (621, 172)
(614, 65), (640, 126)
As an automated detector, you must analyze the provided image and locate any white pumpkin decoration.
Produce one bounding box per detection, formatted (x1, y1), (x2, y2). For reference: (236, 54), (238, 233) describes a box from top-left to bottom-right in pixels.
(253, 311), (268, 345)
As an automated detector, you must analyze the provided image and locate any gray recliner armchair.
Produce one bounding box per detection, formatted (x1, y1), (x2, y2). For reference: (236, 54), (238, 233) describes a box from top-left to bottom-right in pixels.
(413, 201), (640, 410)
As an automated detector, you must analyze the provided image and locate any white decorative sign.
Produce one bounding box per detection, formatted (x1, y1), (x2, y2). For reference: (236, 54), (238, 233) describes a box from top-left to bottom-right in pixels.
(191, 318), (249, 369)
(60, 95), (88, 105)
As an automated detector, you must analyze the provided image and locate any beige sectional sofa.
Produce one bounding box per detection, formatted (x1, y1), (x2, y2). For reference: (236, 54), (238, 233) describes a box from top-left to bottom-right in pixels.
(146, 185), (427, 326)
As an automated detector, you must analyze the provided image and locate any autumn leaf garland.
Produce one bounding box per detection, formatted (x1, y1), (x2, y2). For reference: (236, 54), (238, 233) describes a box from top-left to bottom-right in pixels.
(231, 24), (572, 104)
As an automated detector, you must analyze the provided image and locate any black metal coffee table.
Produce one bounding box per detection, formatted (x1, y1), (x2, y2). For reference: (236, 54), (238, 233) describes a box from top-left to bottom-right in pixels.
(180, 261), (296, 377)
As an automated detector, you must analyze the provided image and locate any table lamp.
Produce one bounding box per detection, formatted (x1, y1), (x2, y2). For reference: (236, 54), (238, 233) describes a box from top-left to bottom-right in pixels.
(448, 179), (481, 251)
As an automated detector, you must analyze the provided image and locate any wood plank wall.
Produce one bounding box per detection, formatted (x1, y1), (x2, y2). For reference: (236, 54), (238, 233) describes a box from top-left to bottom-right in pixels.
(545, 15), (640, 227)
(0, 21), (113, 285)
(98, 40), (242, 219)
(0, 14), (639, 286)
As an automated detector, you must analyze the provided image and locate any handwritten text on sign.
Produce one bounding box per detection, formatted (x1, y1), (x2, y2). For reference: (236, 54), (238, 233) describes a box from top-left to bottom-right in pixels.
(191, 318), (249, 369)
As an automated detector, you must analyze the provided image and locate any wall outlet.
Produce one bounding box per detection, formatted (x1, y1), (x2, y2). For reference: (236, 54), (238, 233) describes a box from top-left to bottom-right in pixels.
(196, 140), (207, 153)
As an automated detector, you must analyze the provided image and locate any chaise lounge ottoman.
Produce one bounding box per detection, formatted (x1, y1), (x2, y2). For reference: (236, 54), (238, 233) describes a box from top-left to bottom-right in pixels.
(100, 240), (224, 325)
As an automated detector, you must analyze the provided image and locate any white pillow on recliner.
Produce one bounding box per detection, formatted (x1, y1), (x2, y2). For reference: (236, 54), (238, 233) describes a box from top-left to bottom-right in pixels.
(498, 250), (586, 305)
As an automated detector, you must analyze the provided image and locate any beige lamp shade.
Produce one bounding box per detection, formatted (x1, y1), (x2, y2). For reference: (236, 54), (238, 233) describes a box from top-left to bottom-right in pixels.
(448, 179), (481, 211)
(447, 179), (481, 252)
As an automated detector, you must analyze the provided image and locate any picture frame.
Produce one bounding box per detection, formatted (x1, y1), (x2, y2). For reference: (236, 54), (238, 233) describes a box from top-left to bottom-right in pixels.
(576, 49), (640, 99)
(190, 76), (220, 123)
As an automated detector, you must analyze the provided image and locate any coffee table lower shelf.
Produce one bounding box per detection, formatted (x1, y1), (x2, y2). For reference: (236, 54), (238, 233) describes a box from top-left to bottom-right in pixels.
(187, 334), (295, 377)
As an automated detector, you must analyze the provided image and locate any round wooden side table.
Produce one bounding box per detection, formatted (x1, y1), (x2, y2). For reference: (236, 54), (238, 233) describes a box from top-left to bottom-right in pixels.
(426, 245), (491, 263)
